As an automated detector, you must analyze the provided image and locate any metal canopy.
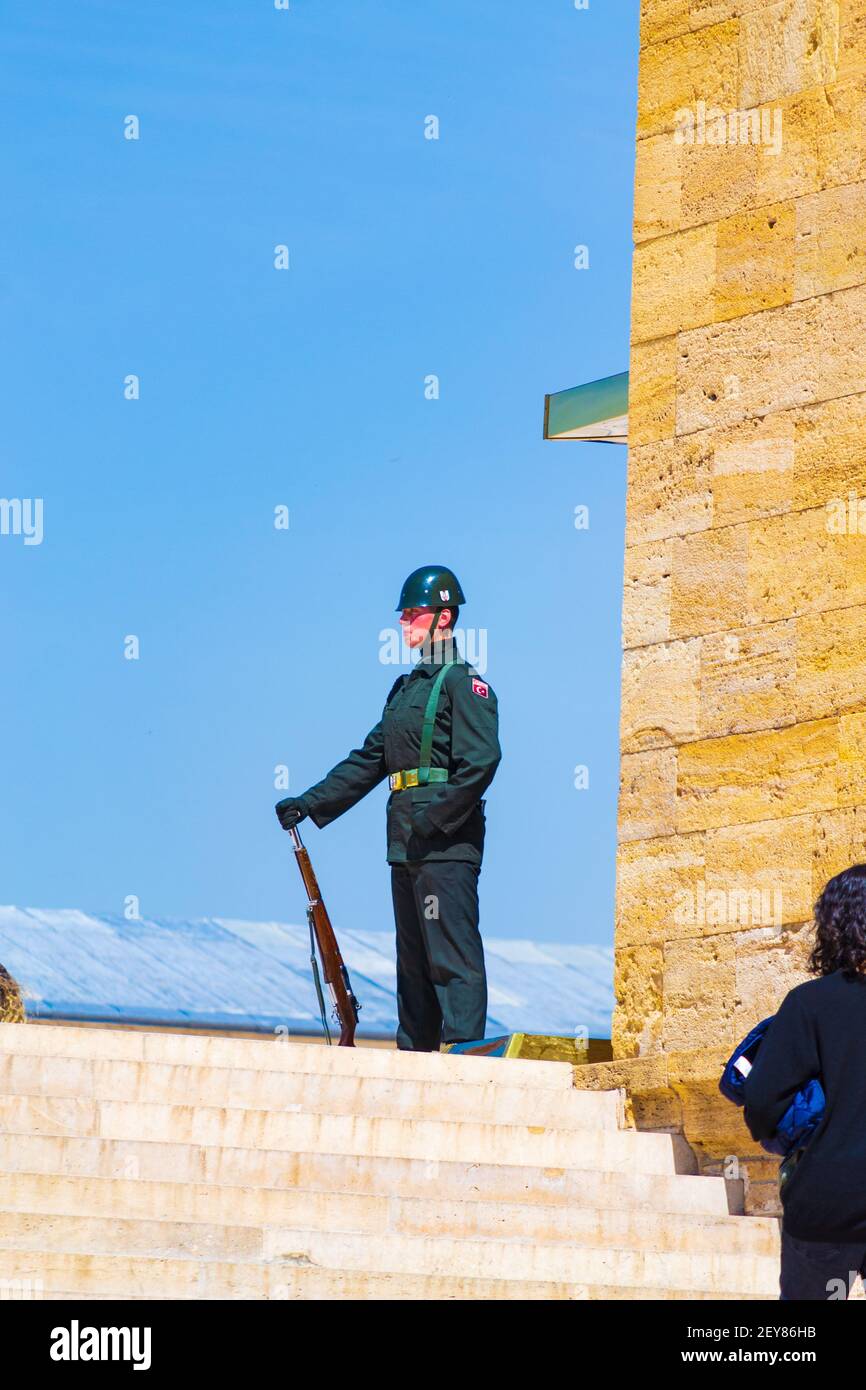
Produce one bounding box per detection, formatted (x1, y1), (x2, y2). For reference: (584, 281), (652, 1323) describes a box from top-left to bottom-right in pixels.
(0, 905), (615, 1040)
(543, 370), (629, 443)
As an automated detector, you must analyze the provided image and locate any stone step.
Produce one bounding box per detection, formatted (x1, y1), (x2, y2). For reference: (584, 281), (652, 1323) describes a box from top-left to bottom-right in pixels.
(0, 1023), (575, 1090)
(0, 1133), (740, 1215)
(0, 1214), (781, 1295)
(0, 1094), (696, 1172)
(0, 1022), (777, 1301)
(254, 1225), (784, 1295)
(0, 1251), (770, 1300)
(0, 1171), (776, 1255)
(38, 1288), (760, 1300)
(0, 1052), (622, 1132)
(30, 1293), (170, 1301)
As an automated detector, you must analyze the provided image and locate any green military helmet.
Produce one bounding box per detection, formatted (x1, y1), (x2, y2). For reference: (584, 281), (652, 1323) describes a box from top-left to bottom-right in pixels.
(396, 565), (466, 611)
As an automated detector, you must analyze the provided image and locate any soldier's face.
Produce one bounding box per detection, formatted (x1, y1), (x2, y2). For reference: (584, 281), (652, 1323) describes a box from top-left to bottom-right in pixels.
(400, 607), (441, 647)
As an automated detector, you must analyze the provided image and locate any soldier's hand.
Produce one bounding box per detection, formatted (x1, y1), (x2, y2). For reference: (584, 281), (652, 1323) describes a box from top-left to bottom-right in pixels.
(275, 796), (307, 831)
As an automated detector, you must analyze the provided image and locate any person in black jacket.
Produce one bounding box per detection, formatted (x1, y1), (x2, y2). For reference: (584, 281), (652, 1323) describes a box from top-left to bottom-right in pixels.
(275, 566), (501, 1051)
(743, 863), (866, 1300)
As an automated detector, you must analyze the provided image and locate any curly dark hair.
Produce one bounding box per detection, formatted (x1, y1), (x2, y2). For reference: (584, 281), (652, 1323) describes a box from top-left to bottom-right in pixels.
(809, 864), (866, 977)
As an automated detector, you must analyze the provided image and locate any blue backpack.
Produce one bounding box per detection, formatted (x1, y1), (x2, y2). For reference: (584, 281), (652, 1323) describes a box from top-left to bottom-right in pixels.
(719, 1016), (825, 1157)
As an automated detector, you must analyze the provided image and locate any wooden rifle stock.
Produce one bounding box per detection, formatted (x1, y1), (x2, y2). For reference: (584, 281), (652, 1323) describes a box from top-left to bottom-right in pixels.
(289, 826), (360, 1046)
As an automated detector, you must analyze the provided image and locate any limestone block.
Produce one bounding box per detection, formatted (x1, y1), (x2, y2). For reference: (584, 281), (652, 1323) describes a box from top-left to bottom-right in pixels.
(621, 639), (702, 752)
(634, 132), (683, 242)
(815, 75), (866, 187)
(732, 921), (816, 1021)
(662, 932), (739, 1050)
(640, 81), (865, 243)
(677, 283), (866, 435)
(794, 181), (866, 302)
(837, 710), (866, 805)
(633, 198), (797, 343)
(700, 620), (796, 737)
(669, 524), (749, 638)
(704, 815), (815, 923)
(637, 20), (740, 139)
(792, 390), (866, 508)
(592, 807), (859, 955)
(632, 223), (717, 342)
(641, 0), (771, 46)
(628, 334), (678, 446)
(739, 0), (840, 109)
(664, 924), (811, 1052)
(672, 1043), (742, 1100)
(640, 0), (694, 46)
(567, 1049), (670, 1105)
(612, 942), (665, 1057)
(582, 1060), (688, 1140)
(615, 815), (817, 947)
(619, 746), (678, 841)
(625, 434), (713, 546)
(633, 182), (866, 338)
(622, 539), (673, 649)
(616, 832), (707, 947)
(678, 1092), (754, 1163)
(634, 1088), (694, 1141)
(747, 1176), (785, 1218)
(675, 718), (839, 832)
(680, 85), (820, 228)
(839, 0), (866, 76)
(692, 0), (788, 25)
(748, 505), (866, 624)
(743, 1154), (787, 1190)
(626, 416), (796, 548)
(0, 965), (25, 1023)
(795, 605), (866, 722)
(680, 136), (762, 230)
(845, 799), (866, 852)
(631, 500), (866, 639)
(812, 807), (863, 896)
(714, 201), (796, 321)
(710, 413), (796, 527)
(644, 0), (795, 49)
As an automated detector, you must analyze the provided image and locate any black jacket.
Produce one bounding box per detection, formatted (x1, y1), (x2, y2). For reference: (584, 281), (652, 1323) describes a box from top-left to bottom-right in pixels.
(299, 640), (501, 866)
(743, 969), (866, 1240)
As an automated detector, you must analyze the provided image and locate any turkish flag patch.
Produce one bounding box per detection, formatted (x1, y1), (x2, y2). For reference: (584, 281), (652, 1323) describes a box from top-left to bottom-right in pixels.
(471, 678), (489, 699)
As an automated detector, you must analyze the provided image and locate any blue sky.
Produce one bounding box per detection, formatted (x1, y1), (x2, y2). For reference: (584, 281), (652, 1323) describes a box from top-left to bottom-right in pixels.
(1, 0), (639, 949)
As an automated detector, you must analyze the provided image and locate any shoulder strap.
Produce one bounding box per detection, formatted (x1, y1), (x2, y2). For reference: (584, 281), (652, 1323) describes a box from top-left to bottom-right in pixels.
(417, 661), (454, 782)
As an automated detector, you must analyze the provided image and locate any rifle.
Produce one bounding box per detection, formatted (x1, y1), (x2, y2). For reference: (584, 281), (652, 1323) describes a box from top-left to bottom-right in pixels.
(289, 825), (361, 1047)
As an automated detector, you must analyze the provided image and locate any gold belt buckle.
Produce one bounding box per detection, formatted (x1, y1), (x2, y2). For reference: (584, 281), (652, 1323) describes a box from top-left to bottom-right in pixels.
(389, 769), (419, 791)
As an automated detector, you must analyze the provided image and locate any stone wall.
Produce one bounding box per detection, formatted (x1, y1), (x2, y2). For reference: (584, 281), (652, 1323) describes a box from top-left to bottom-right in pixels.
(573, 0), (866, 1215)
(0, 965), (25, 1024)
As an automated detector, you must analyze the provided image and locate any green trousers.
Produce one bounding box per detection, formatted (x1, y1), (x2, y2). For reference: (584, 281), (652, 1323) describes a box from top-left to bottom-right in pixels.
(390, 860), (488, 1051)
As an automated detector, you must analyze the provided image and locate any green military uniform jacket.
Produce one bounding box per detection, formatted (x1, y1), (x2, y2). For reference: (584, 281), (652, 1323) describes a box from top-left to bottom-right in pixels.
(299, 639), (501, 866)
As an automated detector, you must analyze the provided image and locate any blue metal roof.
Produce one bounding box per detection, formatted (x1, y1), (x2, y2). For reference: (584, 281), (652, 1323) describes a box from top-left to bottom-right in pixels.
(0, 906), (614, 1039)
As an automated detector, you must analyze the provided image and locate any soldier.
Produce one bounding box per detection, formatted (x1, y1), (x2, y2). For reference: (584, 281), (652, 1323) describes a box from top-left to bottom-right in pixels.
(275, 565), (501, 1051)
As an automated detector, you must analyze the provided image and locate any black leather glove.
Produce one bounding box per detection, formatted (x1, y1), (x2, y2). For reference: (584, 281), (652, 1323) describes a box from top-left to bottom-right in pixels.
(275, 796), (308, 831)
